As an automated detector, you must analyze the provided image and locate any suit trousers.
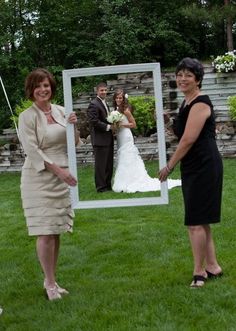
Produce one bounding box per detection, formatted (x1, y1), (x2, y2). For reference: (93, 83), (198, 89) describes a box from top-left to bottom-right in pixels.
(93, 144), (114, 192)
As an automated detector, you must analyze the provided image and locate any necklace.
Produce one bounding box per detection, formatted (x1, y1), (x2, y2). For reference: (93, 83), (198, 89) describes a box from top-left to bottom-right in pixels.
(42, 110), (52, 115)
(184, 92), (200, 105)
(35, 102), (51, 115)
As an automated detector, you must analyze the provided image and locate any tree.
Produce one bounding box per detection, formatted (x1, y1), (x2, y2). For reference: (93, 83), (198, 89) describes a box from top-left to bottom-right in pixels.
(95, 0), (199, 66)
(224, 0), (234, 51)
(181, 0), (236, 55)
(0, 0), (236, 132)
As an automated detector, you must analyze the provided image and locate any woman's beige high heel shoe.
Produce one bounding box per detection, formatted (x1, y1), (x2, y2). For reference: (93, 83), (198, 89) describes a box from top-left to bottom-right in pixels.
(44, 280), (69, 296)
(44, 285), (62, 301)
(55, 282), (69, 295)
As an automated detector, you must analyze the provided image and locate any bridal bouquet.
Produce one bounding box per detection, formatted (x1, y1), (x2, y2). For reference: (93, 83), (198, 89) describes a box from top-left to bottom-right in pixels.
(107, 110), (123, 123)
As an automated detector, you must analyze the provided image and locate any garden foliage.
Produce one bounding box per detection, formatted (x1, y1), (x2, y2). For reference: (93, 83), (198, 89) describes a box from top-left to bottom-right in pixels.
(228, 95), (236, 120)
(129, 96), (156, 137)
(212, 51), (236, 73)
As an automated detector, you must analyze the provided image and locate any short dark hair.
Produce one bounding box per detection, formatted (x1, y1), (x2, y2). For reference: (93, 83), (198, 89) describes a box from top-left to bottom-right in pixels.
(175, 57), (204, 88)
(25, 68), (56, 100)
(96, 82), (107, 91)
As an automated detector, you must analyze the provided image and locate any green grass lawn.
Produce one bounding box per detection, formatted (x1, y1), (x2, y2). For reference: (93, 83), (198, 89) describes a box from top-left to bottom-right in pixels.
(0, 159), (235, 331)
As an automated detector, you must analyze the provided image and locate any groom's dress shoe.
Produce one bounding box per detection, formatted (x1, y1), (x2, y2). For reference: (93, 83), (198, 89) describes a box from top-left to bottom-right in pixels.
(97, 187), (112, 192)
(97, 188), (109, 192)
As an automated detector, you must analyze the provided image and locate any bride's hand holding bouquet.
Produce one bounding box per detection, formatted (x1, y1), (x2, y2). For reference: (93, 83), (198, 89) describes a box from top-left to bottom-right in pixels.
(107, 110), (123, 133)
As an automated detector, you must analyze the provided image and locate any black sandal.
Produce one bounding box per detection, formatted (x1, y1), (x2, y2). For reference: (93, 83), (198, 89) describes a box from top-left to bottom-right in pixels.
(190, 275), (207, 288)
(206, 270), (223, 279)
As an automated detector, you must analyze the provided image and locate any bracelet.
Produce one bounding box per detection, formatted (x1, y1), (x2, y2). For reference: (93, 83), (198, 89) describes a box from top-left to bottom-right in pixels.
(166, 164), (174, 174)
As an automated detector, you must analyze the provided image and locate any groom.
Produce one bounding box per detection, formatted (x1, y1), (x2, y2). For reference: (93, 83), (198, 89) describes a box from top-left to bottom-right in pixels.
(87, 82), (114, 192)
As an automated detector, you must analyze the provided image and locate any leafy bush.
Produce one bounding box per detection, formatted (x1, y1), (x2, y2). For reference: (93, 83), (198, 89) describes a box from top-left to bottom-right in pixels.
(11, 97), (59, 128)
(0, 105), (12, 133)
(11, 99), (33, 127)
(212, 51), (236, 73)
(128, 96), (156, 136)
(0, 139), (8, 146)
(12, 95), (158, 137)
(228, 96), (236, 120)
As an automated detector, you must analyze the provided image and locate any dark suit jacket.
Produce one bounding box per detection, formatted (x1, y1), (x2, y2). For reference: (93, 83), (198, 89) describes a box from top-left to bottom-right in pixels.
(87, 97), (113, 147)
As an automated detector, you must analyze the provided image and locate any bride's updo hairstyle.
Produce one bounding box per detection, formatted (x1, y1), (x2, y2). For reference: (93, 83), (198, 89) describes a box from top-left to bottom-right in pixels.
(113, 88), (132, 113)
(175, 57), (204, 89)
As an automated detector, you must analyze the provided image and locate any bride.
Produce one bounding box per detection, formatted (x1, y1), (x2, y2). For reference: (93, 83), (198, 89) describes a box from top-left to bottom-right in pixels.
(112, 89), (181, 193)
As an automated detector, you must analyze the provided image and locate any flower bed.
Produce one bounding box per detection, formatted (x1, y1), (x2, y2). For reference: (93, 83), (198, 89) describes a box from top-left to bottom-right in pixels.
(212, 51), (236, 73)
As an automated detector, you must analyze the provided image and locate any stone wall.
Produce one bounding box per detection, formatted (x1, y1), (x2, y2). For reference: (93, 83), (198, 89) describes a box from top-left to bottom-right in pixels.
(0, 64), (235, 171)
(0, 129), (24, 172)
(74, 64), (236, 162)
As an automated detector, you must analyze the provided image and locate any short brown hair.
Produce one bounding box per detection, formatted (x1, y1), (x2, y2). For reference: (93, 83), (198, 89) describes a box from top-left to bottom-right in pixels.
(25, 68), (56, 100)
(96, 82), (107, 91)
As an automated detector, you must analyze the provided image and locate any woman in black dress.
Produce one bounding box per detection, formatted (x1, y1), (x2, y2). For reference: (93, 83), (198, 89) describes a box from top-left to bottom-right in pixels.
(159, 58), (223, 287)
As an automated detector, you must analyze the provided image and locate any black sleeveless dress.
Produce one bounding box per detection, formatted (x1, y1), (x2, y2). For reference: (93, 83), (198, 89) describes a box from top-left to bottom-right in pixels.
(173, 95), (223, 226)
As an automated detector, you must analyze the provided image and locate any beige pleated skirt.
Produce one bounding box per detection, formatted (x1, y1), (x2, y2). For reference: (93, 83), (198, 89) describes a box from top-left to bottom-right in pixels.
(21, 167), (74, 236)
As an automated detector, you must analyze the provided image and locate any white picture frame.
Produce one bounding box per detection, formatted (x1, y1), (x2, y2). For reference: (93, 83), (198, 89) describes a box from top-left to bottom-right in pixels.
(62, 63), (168, 209)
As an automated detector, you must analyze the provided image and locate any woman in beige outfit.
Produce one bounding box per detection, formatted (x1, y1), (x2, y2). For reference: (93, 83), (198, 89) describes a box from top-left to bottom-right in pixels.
(19, 68), (80, 300)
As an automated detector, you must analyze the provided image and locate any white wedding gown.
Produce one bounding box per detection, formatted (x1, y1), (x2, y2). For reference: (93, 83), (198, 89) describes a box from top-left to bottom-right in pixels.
(112, 114), (181, 193)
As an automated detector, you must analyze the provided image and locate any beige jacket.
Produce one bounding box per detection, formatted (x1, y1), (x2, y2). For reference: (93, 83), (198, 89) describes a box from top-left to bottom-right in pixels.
(19, 103), (67, 172)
